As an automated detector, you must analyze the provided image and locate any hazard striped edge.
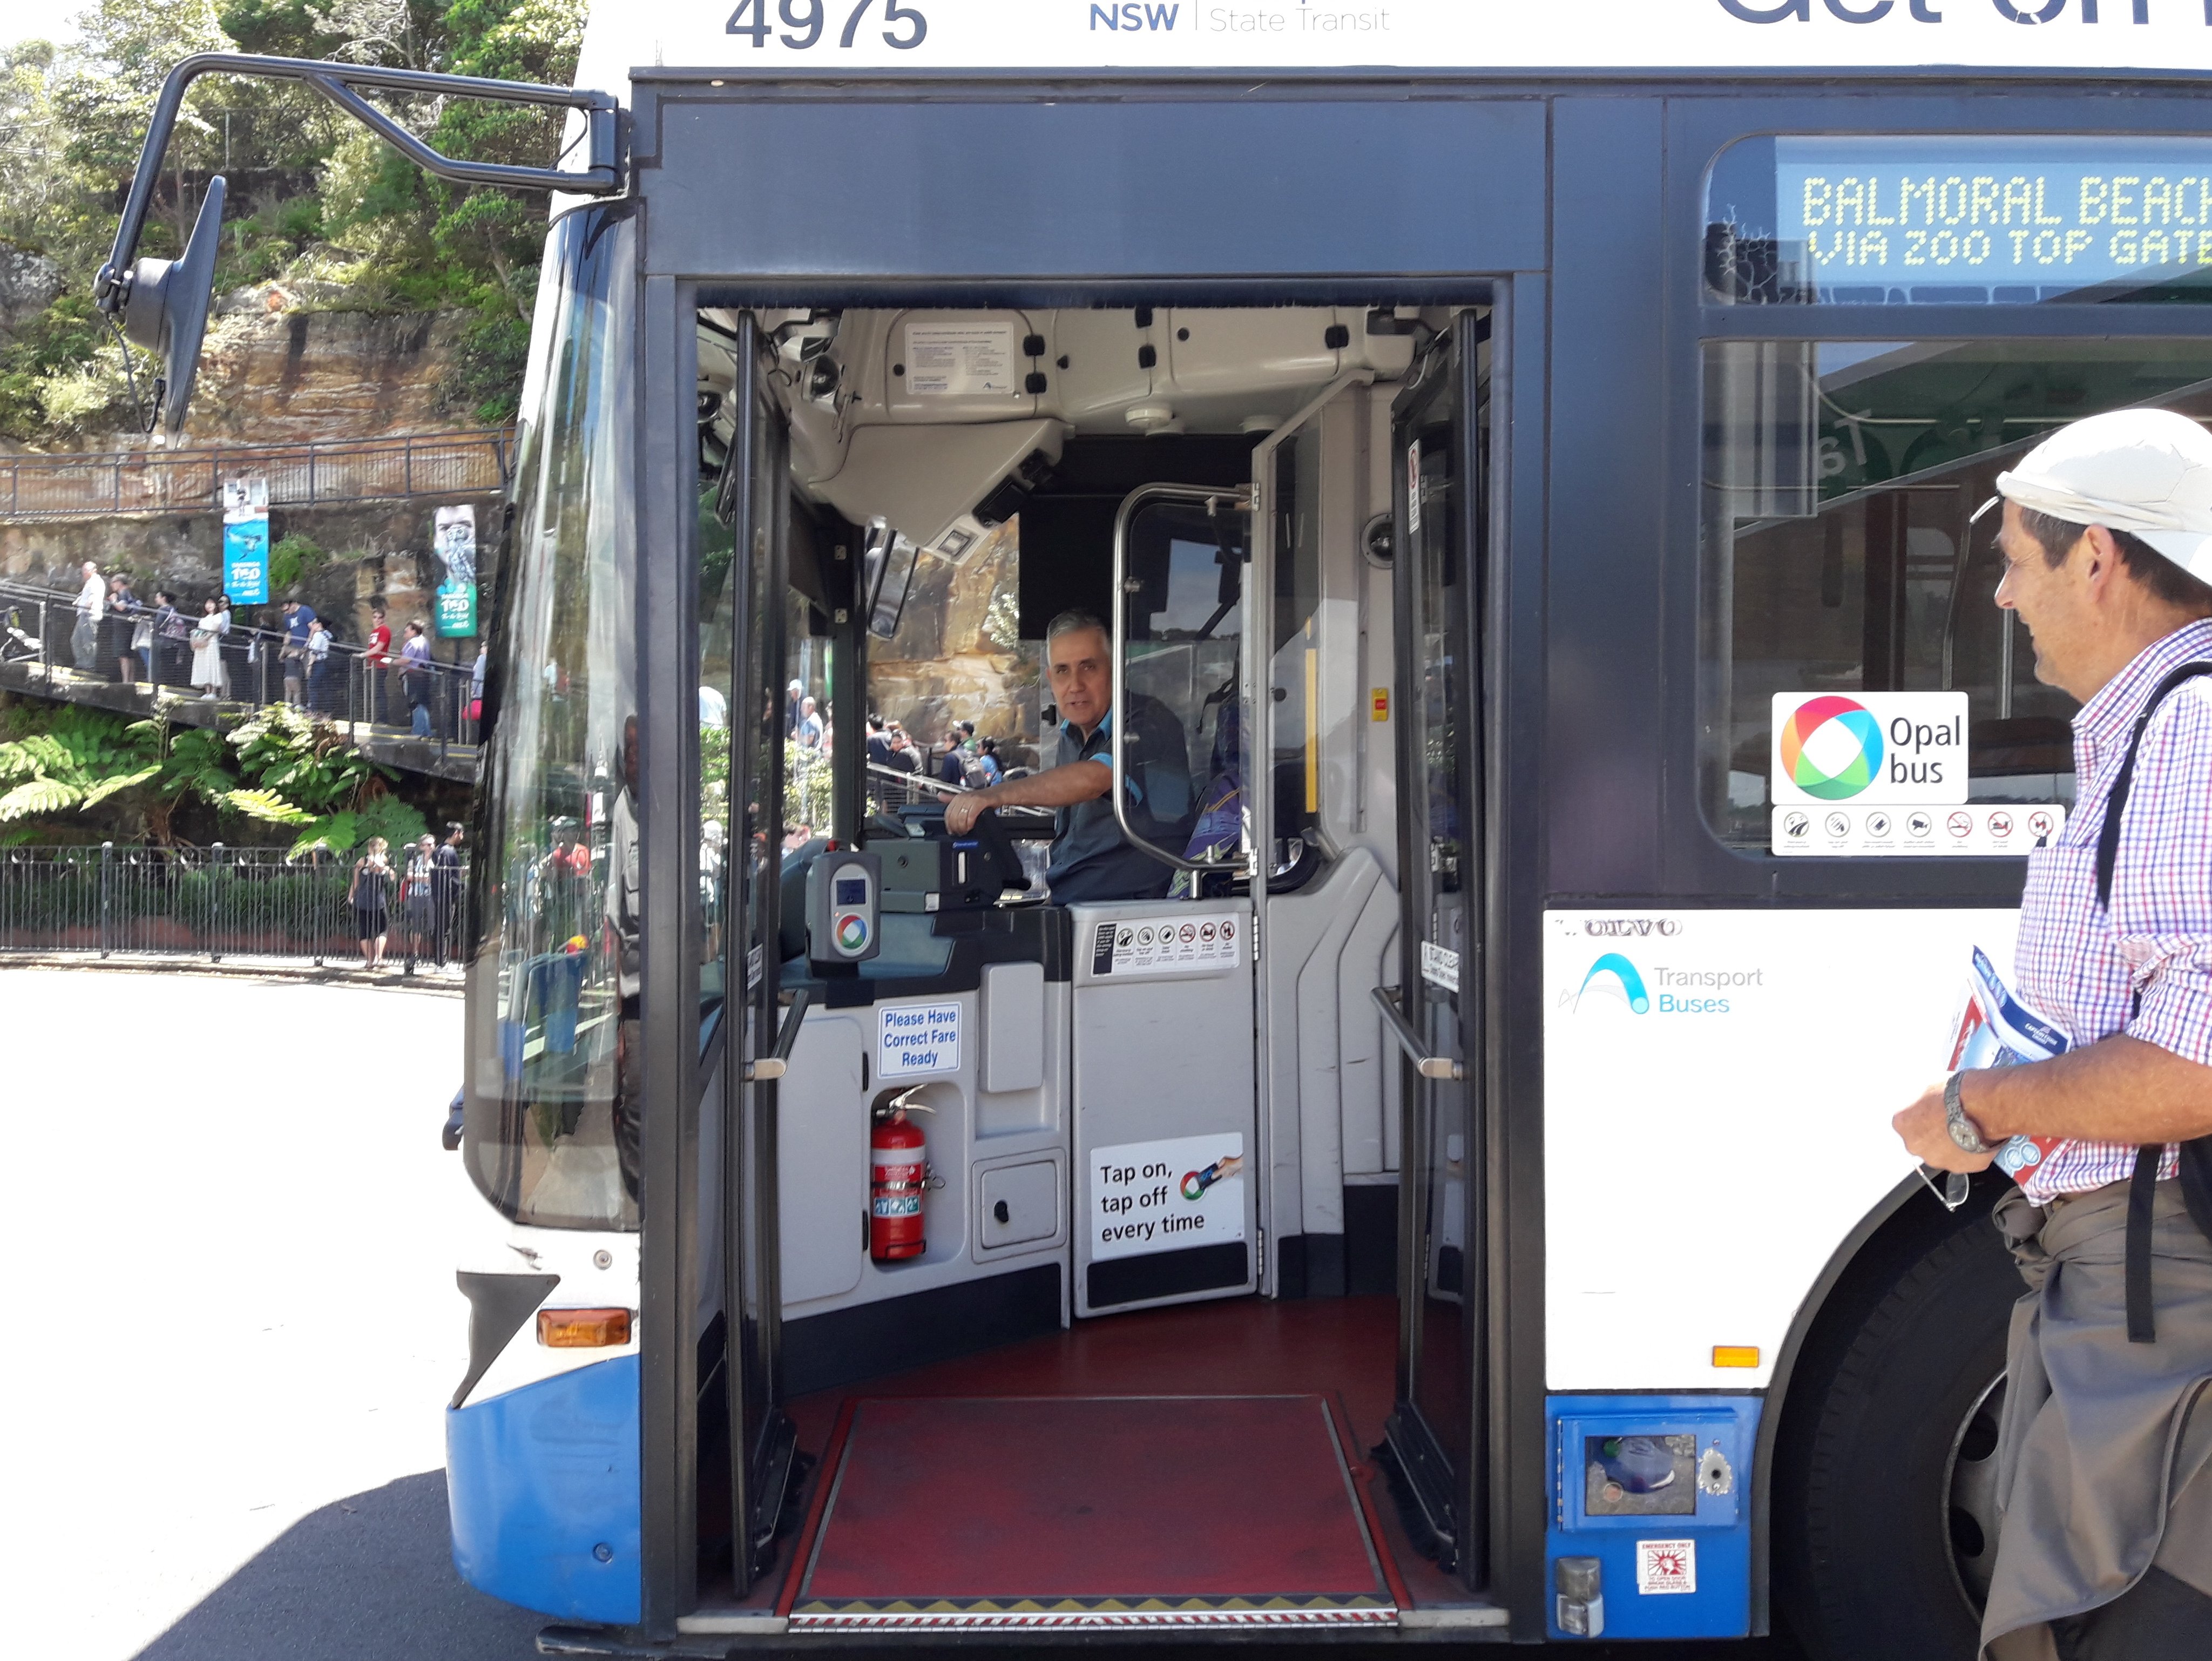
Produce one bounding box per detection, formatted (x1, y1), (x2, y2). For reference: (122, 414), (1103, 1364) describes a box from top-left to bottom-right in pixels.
(787, 1595), (1399, 1632)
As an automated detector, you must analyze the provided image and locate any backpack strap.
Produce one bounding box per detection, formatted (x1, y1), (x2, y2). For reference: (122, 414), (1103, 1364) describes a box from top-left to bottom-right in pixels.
(2094, 660), (2212, 908)
(2093, 660), (2212, 1338)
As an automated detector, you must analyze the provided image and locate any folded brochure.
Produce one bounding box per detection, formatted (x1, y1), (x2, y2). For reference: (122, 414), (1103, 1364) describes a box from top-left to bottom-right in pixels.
(1947, 946), (2071, 1186)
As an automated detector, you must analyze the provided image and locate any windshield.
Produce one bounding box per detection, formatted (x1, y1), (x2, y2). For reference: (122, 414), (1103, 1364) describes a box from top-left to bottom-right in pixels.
(463, 204), (640, 1231)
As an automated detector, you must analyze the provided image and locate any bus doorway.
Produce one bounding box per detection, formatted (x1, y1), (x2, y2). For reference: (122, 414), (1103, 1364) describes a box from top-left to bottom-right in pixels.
(684, 301), (1500, 1636)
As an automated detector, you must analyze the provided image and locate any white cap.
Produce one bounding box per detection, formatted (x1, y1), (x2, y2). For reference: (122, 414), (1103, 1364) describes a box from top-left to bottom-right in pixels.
(1995, 407), (2212, 582)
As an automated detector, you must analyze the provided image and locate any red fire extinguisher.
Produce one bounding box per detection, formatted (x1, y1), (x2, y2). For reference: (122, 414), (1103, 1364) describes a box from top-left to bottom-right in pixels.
(870, 1092), (933, 1262)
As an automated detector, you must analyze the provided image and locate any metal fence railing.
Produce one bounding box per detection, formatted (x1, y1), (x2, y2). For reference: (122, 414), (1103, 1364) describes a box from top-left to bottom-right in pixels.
(0, 429), (513, 522)
(0, 844), (469, 969)
(0, 577), (481, 759)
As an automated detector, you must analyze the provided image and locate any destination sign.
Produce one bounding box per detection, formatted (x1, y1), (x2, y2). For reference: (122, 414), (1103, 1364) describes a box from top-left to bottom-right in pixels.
(1772, 137), (2212, 302)
(574, 0), (2212, 96)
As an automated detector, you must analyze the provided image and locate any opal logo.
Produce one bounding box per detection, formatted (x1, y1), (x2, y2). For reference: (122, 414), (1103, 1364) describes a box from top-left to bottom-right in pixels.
(1574, 953), (1652, 1015)
(1778, 696), (1884, 802)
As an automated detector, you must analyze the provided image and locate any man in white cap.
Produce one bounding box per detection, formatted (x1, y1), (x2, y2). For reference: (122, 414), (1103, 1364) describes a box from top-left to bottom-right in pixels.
(1895, 407), (2212, 1658)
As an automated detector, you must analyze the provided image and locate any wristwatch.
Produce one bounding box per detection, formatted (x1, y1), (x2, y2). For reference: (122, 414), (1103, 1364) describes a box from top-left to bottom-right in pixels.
(1945, 1071), (1998, 1155)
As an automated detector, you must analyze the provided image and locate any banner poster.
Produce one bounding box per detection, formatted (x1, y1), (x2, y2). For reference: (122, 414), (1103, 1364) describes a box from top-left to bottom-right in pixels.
(433, 503), (478, 638)
(222, 477), (270, 604)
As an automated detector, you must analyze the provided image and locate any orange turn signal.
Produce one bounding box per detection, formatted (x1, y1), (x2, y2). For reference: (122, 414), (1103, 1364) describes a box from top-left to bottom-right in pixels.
(538, 1308), (633, 1348)
(1712, 1345), (1761, 1369)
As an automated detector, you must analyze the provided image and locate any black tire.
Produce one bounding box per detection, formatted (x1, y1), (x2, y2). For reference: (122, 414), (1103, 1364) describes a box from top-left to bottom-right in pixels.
(1775, 1213), (2022, 1661)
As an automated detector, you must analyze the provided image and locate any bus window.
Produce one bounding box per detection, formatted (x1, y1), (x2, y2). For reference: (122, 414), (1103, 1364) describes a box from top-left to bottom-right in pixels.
(1700, 338), (2212, 850)
(463, 204), (640, 1231)
(1119, 496), (1240, 880)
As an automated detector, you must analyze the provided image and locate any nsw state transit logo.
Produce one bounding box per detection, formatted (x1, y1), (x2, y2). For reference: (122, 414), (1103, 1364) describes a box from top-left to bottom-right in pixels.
(1778, 696), (1884, 802)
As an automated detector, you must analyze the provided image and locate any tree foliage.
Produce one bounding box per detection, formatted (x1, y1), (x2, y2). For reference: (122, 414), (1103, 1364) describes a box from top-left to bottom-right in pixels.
(0, 0), (584, 441)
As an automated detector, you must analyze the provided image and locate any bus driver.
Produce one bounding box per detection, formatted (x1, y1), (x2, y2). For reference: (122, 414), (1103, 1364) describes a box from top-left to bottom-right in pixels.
(943, 609), (1191, 905)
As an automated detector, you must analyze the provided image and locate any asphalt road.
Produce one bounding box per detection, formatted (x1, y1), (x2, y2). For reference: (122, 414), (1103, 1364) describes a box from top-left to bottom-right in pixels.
(8, 965), (1811, 1661)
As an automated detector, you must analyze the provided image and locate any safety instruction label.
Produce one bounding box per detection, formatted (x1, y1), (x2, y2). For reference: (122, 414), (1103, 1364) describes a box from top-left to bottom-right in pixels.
(904, 322), (1016, 397)
(1421, 941), (1460, 994)
(1088, 914), (1241, 978)
(1091, 1132), (1246, 1262)
(1771, 803), (2066, 859)
(1635, 1539), (1696, 1596)
(878, 1001), (961, 1080)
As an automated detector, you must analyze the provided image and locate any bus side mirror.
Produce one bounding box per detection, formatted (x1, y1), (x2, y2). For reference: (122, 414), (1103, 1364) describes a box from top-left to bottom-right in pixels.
(121, 175), (225, 443)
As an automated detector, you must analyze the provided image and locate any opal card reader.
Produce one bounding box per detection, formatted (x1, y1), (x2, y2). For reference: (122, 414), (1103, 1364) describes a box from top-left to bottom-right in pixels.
(806, 849), (882, 966)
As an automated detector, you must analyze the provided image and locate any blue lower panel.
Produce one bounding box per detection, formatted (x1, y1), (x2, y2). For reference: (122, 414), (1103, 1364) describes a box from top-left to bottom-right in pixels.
(1545, 1393), (1760, 1642)
(447, 1355), (641, 1624)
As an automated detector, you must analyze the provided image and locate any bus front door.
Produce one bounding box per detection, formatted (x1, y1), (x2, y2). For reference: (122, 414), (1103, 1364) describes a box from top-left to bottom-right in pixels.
(1379, 320), (1488, 1582)
(706, 313), (800, 1589)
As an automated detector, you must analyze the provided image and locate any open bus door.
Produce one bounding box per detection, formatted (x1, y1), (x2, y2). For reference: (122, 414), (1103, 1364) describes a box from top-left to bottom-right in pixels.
(704, 313), (802, 1592)
(1377, 319), (1489, 1583)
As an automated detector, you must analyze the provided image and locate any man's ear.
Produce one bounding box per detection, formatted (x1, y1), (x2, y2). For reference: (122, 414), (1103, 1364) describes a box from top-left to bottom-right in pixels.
(2079, 524), (2123, 603)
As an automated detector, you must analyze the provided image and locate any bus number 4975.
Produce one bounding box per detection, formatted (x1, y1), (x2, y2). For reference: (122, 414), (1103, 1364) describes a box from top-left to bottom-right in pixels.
(727, 0), (928, 50)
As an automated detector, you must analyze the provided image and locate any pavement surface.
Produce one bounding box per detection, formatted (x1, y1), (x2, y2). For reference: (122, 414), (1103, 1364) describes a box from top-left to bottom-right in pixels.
(6, 965), (1812, 1661)
(7, 967), (539, 1660)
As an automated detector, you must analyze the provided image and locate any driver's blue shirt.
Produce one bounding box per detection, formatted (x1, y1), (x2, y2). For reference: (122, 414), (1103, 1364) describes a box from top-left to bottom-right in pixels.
(1046, 696), (1192, 905)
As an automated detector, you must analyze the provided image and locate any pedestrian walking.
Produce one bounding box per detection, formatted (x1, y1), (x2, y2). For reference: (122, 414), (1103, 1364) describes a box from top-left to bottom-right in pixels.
(347, 836), (394, 970)
(363, 605), (392, 724)
(1891, 408), (2212, 1659)
(189, 598), (227, 700)
(127, 584), (155, 685)
(433, 821), (465, 968)
(110, 575), (143, 684)
(70, 561), (103, 672)
(306, 617), (333, 714)
(400, 835), (437, 974)
(152, 591), (188, 690)
(400, 620), (435, 737)
(797, 694), (824, 748)
(279, 599), (316, 707)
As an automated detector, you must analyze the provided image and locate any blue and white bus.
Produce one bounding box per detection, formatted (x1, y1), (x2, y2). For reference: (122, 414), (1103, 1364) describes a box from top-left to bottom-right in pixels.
(97, 3), (2212, 1652)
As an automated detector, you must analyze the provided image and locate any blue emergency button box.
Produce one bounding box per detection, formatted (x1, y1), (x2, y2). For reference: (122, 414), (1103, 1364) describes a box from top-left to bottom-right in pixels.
(1545, 1394), (1761, 1640)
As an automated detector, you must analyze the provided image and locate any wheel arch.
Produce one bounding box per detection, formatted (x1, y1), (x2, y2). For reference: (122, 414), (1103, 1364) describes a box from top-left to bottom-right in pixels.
(1748, 1167), (2012, 1636)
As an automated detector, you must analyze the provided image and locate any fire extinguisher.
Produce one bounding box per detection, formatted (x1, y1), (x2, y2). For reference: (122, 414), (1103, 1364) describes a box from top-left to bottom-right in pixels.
(870, 1090), (935, 1262)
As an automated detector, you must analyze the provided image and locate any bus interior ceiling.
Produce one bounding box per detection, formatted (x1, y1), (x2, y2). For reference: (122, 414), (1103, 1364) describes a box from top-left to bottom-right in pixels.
(686, 303), (1483, 1621)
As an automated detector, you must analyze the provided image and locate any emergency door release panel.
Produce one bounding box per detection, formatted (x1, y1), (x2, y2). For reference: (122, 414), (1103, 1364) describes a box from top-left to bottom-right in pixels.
(1068, 899), (1258, 1318)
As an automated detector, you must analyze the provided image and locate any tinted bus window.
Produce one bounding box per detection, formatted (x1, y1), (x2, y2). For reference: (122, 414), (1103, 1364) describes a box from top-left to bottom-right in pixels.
(1699, 339), (2212, 851)
(463, 206), (640, 1230)
(1708, 136), (2212, 306)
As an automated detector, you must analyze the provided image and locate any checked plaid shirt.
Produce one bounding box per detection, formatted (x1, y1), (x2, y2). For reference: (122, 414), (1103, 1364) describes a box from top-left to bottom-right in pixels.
(2011, 616), (2212, 1202)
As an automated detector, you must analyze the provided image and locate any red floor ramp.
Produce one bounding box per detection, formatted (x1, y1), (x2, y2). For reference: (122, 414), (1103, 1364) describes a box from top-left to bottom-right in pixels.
(786, 1394), (1401, 1632)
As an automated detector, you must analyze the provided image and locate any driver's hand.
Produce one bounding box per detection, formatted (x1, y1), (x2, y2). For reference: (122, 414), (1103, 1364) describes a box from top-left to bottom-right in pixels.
(944, 792), (989, 835)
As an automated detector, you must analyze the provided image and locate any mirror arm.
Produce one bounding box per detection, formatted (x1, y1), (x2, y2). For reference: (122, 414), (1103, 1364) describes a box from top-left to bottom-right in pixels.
(97, 51), (622, 313)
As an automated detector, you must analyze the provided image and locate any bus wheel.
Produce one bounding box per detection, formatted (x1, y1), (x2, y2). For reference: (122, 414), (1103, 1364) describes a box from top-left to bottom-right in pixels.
(1775, 1218), (2019, 1661)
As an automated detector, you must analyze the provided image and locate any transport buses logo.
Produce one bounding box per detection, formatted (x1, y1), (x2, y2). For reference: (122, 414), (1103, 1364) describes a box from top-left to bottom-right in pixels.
(1565, 952), (1763, 1016)
(1574, 953), (1651, 1015)
(1778, 695), (1884, 801)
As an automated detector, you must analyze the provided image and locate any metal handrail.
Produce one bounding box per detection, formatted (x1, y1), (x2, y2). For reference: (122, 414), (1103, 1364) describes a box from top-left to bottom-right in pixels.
(1370, 985), (1465, 1082)
(0, 428), (513, 522)
(0, 575), (482, 752)
(1108, 483), (1256, 875)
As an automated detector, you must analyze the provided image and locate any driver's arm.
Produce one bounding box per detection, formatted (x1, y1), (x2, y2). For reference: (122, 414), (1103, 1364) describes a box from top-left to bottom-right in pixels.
(943, 760), (1110, 833)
